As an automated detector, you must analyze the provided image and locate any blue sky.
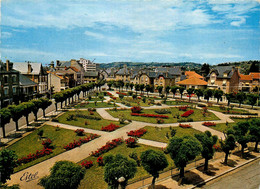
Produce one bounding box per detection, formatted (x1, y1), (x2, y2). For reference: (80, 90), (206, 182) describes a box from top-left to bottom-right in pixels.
(1, 0), (259, 65)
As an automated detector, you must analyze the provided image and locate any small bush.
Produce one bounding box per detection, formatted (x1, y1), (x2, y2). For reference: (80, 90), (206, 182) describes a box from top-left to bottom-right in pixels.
(156, 118), (164, 124)
(66, 114), (76, 121)
(131, 106), (142, 113)
(155, 109), (171, 114)
(171, 129), (176, 137)
(75, 129), (85, 136)
(125, 137), (137, 148)
(129, 152), (141, 166)
(37, 130), (44, 138)
(128, 91), (133, 96)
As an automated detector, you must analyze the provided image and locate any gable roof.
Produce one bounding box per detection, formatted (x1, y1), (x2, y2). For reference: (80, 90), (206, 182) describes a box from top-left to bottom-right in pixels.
(207, 66), (234, 79)
(84, 71), (99, 77)
(239, 74), (252, 81)
(13, 62), (44, 75)
(155, 67), (181, 76)
(19, 74), (37, 86)
(176, 76), (207, 86)
(185, 71), (203, 79)
(250, 72), (260, 79)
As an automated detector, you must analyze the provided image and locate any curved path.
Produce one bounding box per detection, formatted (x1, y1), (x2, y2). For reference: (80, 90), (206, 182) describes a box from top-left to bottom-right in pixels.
(7, 97), (257, 188)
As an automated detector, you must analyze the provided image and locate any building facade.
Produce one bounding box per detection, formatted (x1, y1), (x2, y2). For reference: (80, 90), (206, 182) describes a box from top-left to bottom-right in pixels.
(80, 58), (100, 72)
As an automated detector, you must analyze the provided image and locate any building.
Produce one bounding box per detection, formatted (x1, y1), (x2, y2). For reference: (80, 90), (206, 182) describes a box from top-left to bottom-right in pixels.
(239, 73), (252, 92)
(13, 62), (48, 94)
(249, 72), (260, 92)
(206, 66), (240, 93)
(80, 58), (99, 72)
(84, 71), (99, 83)
(47, 71), (69, 92)
(154, 67), (182, 83)
(176, 76), (207, 89)
(0, 60), (20, 108)
(51, 69), (77, 88)
(115, 65), (131, 82)
(185, 71), (204, 79)
(19, 74), (38, 101)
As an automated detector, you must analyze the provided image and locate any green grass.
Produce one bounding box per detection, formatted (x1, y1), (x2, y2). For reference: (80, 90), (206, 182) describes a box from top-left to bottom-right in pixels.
(209, 123), (236, 132)
(163, 101), (194, 105)
(107, 107), (220, 124)
(78, 143), (174, 189)
(7, 125), (96, 172)
(57, 111), (125, 130)
(75, 102), (117, 108)
(208, 106), (249, 114)
(84, 97), (99, 101)
(141, 126), (202, 143)
(115, 97), (153, 107)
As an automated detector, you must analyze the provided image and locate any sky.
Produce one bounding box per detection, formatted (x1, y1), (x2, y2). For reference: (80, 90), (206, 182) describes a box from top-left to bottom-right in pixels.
(0, 0), (260, 66)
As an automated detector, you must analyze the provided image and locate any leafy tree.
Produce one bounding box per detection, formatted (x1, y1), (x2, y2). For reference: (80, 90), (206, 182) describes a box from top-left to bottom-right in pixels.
(129, 83), (134, 91)
(107, 81), (114, 90)
(249, 118), (260, 152)
(165, 86), (171, 98)
(195, 131), (218, 171)
(225, 93), (233, 107)
(220, 130), (236, 164)
(99, 95), (104, 102)
(31, 99), (42, 121)
(247, 94), (258, 109)
(236, 92), (246, 107)
(103, 154), (137, 189)
(170, 86), (178, 98)
(39, 98), (52, 118)
(135, 84), (140, 95)
(145, 84), (151, 97)
(0, 149), (17, 183)
(0, 108), (11, 138)
(156, 86), (163, 95)
(75, 86), (82, 100)
(125, 82), (130, 91)
(204, 89), (213, 102)
(8, 104), (24, 131)
(187, 88), (194, 102)
(39, 161), (85, 189)
(233, 121), (252, 156)
(195, 89), (203, 101)
(141, 149), (168, 188)
(213, 89), (224, 104)
(167, 136), (202, 178)
(178, 86), (185, 99)
(53, 92), (64, 111)
(201, 63), (210, 77)
(139, 84), (145, 95)
(21, 101), (34, 126)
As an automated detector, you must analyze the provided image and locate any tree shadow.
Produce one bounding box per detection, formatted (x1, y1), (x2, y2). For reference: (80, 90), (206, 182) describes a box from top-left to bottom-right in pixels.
(6, 132), (23, 139)
(196, 164), (219, 176)
(221, 159), (238, 167)
(171, 170), (205, 186)
(232, 151), (256, 160)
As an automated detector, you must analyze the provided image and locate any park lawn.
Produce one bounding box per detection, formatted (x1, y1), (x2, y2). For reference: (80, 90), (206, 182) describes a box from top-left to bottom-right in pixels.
(75, 102), (118, 108)
(141, 126), (202, 143)
(78, 143), (175, 189)
(163, 100), (193, 105)
(116, 97), (153, 107)
(209, 123), (236, 133)
(7, 125), (97, 172)
(57, 111), (125, 130)
(208, 106), (249, 114)
(107, 107), (219, 124)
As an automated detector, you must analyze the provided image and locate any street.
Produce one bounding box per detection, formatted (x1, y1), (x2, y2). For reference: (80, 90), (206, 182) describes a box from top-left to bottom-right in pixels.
(202, 159), (260, 189)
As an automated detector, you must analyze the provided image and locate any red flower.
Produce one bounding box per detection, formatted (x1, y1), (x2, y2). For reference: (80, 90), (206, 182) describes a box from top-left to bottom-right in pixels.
(64, 134), (99, 151)
(101, 123), (120, 132)
(181, 110), (194, 117)
(91, 138), (123, 157)
(127, 129), (147, 137)
(125, 137), (137, 147)
(131, 113), (168, 119)
(75, 129), (85, 136)
(42, 138), (52, 148)
(97, 156), (104, 166)
(178, 106), (188, 111)
(81, 160), (93, 169)
(131, 106), (142, 113)
(179, 123), (192, 128)
(202, 122), (216, 126)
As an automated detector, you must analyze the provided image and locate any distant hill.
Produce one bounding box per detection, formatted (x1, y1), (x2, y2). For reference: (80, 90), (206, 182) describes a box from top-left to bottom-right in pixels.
(216, 60), (259, 74)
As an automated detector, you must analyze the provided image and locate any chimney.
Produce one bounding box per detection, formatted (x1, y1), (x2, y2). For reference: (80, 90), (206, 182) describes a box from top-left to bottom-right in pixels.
(71, 59), (77, 66)
(50, 61), (54, 68)
(6, 60), (10, 71)
(56, 60), (60, 66)
(28, 63), (32, 74)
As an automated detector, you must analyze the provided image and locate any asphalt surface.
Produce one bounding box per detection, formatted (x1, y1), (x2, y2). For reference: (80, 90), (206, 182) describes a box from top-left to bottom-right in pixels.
(201, 159), (260, 189)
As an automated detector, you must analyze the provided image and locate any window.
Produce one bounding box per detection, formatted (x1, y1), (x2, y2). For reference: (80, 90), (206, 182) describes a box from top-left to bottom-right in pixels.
(4, 88), (9, 95)
(13, 87), (16, 94)
(223, 80), (227, 86)
(223, 73), (228, 77)
(211, 80), (215, 84)
(12, 75), (17, 83)
(4, 75), (8, 83)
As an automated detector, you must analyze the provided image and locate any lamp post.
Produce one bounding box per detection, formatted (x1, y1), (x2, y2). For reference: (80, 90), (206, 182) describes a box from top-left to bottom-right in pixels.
(117, 176), (125, 189)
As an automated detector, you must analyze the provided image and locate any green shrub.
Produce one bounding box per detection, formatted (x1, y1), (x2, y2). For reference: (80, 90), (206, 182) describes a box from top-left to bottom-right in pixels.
(155, 109), (171, 114)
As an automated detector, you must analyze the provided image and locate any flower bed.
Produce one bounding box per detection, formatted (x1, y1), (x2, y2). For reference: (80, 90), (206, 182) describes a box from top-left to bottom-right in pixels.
(178, 106), (188, 111)
(127, 129), (147, 138)
(223, 111), (257, 115)
(17, 148), (53, 165)
(75, 129), (85, 136)
(179, 123), (192, 128)
(97, 156), (104, 166)
(202, 122), (216, 126)
(101, 123), (120, 132)
(131, 106), (142, 113)
(91, 138), (123, 157)
(181, 110), (194, 117)
(74, 113), (101, 120)
(81, 160), (93, 169)
(125, 137), (137, 147)
(42, 138), (52, 148)
(131, 113), (169, 119)
(116, 92), (127, 96)
(107, 92), (112, 96)
(64, 134), (99, 151)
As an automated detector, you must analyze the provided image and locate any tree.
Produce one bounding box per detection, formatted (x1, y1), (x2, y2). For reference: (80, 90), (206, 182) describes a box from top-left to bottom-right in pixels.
(236, 92), (246, 107)
(225, 93), (233, 107)
(141, 149), (168, 188)
(233, 121), (252, 156)
(0, 149), (17, 183)
(178, 86), (185, 99)
(167, 136), (202, 178)
(39, 161), (85, 189)
(195, 131), (218, 171)
(201, 63), (210, 77)
(145, 84), (151, 97)
(21, 101), (34, 126)
(53, 92), (64, 111)
(31, 99), (42, 121)
(170, 86), (178, 98)
(129, 83), (134, 91)
(156, 86), (163, 95)
(8, 104), (24, 131)
(103, 154), (137, 189)
(107, 81), (114, 90)
(220, 130), (236, 164)
(135, 84), (140, 95)
(204, 89), (213, 102)
(249, 118), (260, 152)
(75, 86), (82, 101)
(247, 94), (258, 109)
(0, 108), (11, 138)
(213, 89), (224, 104)
(140, 84), (145, 95)
(40, 98), (52, 118)
(195, 89), (203, 101)
(125, 82), (130, 91)
(165, 86), (171, 99)
(187, 88), (194, 102)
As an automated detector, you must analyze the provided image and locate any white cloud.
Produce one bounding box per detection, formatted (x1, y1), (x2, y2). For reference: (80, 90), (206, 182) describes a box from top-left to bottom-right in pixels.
(1, 32), (12, 38)
(230, 17), (246, 26)
(84, 31), (104, 39)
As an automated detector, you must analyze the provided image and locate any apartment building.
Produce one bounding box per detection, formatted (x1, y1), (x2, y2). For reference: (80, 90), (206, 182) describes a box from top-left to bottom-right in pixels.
(80, 58), (99, 72)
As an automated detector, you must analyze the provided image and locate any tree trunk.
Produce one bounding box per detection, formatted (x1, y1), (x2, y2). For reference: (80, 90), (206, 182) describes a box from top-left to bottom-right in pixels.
(254, 141), (259, 152)
(189, 96), (191, 102)
(61, 102), (63, 109)
(204, 158), (209, 171)
(224, 152), (229, 164)
(181, 94), (183, 99)
(151, 176), (156, 189)
(239, 102), (241, 108)
(241, 145), (244, 156)
(2, 124), (6, 138)
(180, 167), (185, 178)
(34, 112), (38, 121)
(198, 96), (200, 101)
(217, 99), (219, 104)
(26, 115), (29, 126)
(55, 103), (57, 111)
(15, 120), (19, 131)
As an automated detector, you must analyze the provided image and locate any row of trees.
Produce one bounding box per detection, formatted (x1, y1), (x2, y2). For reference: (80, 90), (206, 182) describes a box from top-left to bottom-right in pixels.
(0, 98), (52, 138)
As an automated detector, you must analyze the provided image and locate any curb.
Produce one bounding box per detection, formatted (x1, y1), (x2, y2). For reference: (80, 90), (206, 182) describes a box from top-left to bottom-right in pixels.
(189, 155), (260, 189)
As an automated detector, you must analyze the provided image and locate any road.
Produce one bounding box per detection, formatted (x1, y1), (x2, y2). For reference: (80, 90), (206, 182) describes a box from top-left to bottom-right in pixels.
(201, 159), (260, 189)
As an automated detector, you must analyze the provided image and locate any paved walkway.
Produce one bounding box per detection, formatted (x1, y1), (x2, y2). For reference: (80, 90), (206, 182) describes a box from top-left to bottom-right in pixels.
(7, 97), (258, 188)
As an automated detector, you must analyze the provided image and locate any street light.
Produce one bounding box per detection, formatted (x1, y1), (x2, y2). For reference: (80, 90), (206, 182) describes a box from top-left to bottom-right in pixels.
(117, 176), (125, 189)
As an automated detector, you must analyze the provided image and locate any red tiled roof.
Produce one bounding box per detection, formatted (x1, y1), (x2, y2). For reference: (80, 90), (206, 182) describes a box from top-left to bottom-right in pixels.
(185, 71), (204, 79)
(176, 76), (207, 86)
(69, 66), (79, 72)
(239, 73), (252, 81)
(250, 72), (260, 79)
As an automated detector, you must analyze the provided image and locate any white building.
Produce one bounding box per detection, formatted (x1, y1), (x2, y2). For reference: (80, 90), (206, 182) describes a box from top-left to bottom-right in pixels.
(79, 58), (99, 72)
